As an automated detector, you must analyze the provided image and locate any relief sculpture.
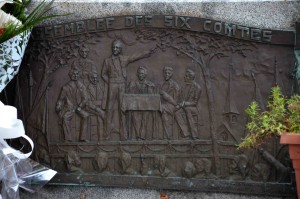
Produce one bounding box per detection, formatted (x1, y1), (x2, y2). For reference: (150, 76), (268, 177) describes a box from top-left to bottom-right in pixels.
(12, 16), (296, 195)
(160, 66), (181, 139)
(175, 68), (201, 139)
(101, 40), (155, 141)
(128, 66), (156, 140)
(56, 66), (89, 142)
(86, 70), (105, 141)
(93, 151), (109, 174)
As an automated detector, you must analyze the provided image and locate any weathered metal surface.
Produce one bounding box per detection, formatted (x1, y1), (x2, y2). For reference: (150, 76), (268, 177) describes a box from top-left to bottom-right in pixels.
(11, 15), (298, 196)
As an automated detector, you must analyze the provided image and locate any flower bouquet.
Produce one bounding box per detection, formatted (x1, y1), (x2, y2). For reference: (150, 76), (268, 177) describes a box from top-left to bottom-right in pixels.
(0, 101), (57, 199)
(0, 1), (64, 198)
(0, 0), (64, 93)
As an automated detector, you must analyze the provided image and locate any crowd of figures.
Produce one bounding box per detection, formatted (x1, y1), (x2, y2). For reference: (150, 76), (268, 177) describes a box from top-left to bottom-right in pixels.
(61, 148), (287, 182)
(39, 37), (292, 183)
(63, 149), (217, 178)
(64, 150), (207, 177)
(56, 39), (202, 142)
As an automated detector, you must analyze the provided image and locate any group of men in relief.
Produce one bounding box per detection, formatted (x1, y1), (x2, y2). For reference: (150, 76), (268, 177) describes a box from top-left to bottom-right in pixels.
(56, 39), (201, 142)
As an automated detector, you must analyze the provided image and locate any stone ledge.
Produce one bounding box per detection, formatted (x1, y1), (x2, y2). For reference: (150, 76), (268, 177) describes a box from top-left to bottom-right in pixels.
(19, 186), (288, 199)
(29, 1), (300, 30)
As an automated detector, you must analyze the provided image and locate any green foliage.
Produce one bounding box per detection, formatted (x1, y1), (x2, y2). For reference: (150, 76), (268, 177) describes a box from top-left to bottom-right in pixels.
(237, 86), (300, 149)
(0, 23), (19, 43)
(0, 0), (69, 43)
(287, 95), (300, 133)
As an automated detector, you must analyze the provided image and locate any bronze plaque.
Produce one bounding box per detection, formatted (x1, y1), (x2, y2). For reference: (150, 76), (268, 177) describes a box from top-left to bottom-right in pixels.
(11, 16), (297, 196)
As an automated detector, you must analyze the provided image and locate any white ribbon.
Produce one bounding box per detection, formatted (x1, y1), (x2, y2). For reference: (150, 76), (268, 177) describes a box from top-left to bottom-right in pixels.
(0, 101), (33, 159)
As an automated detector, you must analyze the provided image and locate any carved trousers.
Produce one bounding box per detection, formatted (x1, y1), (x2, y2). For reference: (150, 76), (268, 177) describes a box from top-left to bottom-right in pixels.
(165, 107), (198, 139)
(61, 109), (88, 141)
(105, 82), (128, 140)
(161, 104), (175, 139)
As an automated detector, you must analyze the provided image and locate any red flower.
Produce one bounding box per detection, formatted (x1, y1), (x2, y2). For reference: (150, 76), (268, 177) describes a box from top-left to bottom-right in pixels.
(0, 28), (5, 36)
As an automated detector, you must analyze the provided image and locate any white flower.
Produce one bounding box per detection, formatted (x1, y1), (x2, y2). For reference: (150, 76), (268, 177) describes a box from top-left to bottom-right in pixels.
(0, 1), (21, 29)
(0, 66), (14, 84)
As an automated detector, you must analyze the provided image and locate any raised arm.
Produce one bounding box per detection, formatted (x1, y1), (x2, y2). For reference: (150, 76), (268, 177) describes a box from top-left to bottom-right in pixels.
(127, 47), (156, 63)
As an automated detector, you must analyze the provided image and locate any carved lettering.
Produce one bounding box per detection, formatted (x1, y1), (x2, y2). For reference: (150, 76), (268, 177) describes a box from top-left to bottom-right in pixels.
(54, 25), (63, 37)
(144, 16), (153, 26)
(165, 16), (191, 28)
(33, 16), (278, 44)
(237, 26), (249, 38)
(125, 16), (153, 27)
(76, 21), (85, 33)
(204, 20), (212, 31)
(64, 23), (75, 34)
(136, 16), (143, 26)
(225, 23), (236, 36)
(164, 16), (173, 27)
(262, 30), (272, 42)
(44, 26), (53, 37)
(96, 18), (105, 30)
(106, 17), (115, 29)
(125, 16), (134, 27)
(250, 28), (261, 41)
(180, 17), (191, 29)
(175, 16), (178, 27)
(214, 22), (222, 33)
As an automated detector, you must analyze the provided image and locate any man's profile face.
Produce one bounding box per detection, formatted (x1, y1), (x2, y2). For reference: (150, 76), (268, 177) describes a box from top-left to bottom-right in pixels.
(184, 162), (195, 178)
(112, 42), (122, 56)
(89, 73), (98, 85)
(163, 69), (173, 81)
(184, 69), (194, 82)
(79, 47), (89, 58)
(69, 69), (79, 81)
(137, 69), (146, 81)
(119, 154), (130, 170)
(97, 153), (108, 171)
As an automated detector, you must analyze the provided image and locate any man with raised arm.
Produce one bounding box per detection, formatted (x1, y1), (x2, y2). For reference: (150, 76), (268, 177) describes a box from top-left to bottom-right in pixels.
(101, 39), (155, 140)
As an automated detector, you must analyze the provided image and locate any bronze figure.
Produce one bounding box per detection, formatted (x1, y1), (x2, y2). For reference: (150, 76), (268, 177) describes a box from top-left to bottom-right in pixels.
(11, 15), (297, 196)
(175, 68), (201, 139)
(101, 40), (155, 140)
(160, 66), (180, 139)
(56, 66), (89, 142)
(128, 66), (156, 140)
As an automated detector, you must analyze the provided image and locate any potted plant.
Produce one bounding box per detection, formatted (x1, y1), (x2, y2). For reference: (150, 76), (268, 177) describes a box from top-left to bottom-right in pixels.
(238, 86), (300, 198)
(0, 0), (66, 92)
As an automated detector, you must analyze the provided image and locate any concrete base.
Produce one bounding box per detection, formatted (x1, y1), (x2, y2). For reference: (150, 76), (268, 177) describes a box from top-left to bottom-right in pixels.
(19, 186), (285, 199)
